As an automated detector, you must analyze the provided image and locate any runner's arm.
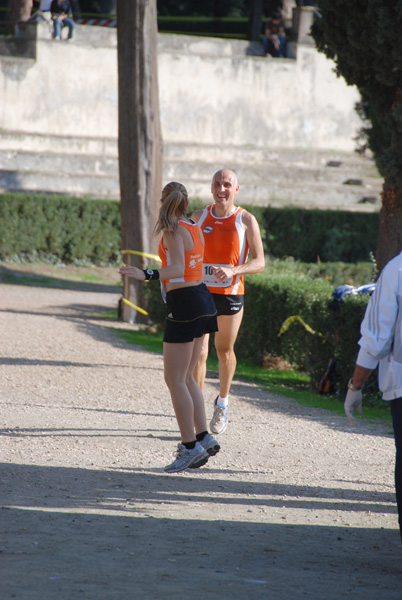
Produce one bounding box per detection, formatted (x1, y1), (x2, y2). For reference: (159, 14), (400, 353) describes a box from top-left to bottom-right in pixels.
(120, 231), (186, 281)
(238, 211), (265, 274)
(191, 209), (203, 223)
(211, 212), (265, 281)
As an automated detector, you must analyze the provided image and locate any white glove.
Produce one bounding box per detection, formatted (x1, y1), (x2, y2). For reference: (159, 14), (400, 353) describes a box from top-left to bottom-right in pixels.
(344, 388), (363, 427)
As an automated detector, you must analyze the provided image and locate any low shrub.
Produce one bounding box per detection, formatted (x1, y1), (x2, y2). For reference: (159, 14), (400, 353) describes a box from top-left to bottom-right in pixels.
(239, 271), (370, 392)
(263, 207), (379, 263)
(0, 192), (121, 265)
(188, 200), (379, 263)
(2, 193), (379, 266)
(1, 192), (380, 399)
(144, 264), (374, 396)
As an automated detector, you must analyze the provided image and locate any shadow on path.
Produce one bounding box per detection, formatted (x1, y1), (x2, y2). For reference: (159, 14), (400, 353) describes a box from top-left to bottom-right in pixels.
(1, 462), (400, 600)
(0, 265), (121, 294)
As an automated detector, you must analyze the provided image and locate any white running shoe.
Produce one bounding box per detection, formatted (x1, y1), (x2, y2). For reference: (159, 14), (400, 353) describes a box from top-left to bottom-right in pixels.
(164, 442), (209, 473)
(210, 397), (228, 434)
(198, 433), (220, 456)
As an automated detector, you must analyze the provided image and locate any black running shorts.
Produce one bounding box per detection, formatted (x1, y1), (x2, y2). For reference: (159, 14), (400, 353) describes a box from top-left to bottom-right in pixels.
(211, 293), (244, 316)
(164, 283), (218, 343)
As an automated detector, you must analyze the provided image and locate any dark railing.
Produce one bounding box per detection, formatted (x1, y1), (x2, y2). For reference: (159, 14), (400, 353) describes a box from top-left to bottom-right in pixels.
(0, 8), (249, 40)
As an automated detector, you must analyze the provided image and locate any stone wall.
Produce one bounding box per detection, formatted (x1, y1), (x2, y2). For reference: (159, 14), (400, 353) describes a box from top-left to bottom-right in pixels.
(0, 18), (361, 152)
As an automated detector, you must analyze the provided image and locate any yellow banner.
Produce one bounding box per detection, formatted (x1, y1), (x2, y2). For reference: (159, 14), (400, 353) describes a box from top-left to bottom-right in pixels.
(278, 315), (321, 337)
(121, 249), (161, 262)
(122, 297), (149, 316)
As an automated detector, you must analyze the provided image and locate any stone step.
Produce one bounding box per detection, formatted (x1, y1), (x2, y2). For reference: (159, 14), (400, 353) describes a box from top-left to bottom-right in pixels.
(0, 130), (379, 172)
(0, 168), (119, 198)
(165, 157), (377, 190)
(0, 148), (118, 177)
(0, 164), (380, 212)
(0, 130), (383, 210)
(165, 142), (374, 171)
(0, 145), (377, 188)
(0, 130), (117, 156)
(164, 154), (383, 210)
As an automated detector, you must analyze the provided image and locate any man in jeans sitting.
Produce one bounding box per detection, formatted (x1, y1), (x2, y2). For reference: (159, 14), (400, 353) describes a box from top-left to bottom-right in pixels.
(51, 0), (75, 40)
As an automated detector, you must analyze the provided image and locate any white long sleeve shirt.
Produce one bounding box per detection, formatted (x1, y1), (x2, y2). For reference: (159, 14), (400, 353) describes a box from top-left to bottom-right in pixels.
(357, 250), (402, 400)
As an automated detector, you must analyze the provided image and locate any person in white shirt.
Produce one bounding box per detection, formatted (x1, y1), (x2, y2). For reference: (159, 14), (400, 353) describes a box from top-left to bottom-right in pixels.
(345, 250), (402, 556)
(29, 0), (53, 25)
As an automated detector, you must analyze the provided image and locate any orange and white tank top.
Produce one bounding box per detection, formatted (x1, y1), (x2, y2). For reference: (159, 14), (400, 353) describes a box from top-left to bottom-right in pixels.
(158, 219), (204, 283)
(197, 205), (249, 295)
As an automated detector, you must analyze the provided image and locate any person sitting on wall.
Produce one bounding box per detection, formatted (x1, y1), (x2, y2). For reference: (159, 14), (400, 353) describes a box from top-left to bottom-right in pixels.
(263, 10), (286, 58)
(39, 0), (52, 11)
(50, 0), (75, 40)
(29, 0), (53, 25)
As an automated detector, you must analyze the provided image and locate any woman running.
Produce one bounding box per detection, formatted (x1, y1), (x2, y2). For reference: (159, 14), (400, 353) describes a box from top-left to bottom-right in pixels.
(119, 182), (220, 473)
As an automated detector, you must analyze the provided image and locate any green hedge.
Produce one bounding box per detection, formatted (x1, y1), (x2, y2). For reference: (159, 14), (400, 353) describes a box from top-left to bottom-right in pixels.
(1, 192), (378, 394)
(1, 193), (379, 265)
(263, 207), (379, 263)
(0, 193), (121, 265)
(144, 268), (373, 394)
(239, 271), (369, 391)
(188, 200), (379, 263)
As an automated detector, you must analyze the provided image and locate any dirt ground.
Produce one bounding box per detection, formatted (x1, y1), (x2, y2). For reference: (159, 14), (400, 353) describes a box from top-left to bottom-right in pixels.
(1, 267), (401, 599)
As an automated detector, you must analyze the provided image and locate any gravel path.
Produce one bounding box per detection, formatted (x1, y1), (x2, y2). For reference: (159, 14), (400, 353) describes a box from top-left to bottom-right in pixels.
(1, 281), (401, 599)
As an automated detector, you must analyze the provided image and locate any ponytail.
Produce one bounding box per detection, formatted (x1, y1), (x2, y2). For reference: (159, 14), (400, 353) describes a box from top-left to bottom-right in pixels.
(154, 181), (189, 236)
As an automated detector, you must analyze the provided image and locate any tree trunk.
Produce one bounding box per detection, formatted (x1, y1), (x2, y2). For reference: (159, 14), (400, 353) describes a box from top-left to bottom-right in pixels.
(248, 0), (264, 41)
(375, 184), (402, 275)
(116, 0), (163, 323)
(7, 0), (33, 35)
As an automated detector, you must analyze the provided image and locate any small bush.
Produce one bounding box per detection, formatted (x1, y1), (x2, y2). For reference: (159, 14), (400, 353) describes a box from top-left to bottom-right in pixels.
(144, 264), (371, 395)
(0, 192), (121, 265)
(263, 207), (379, 262)
(189, 200), (379, 263)
(0, 192), (380, 399)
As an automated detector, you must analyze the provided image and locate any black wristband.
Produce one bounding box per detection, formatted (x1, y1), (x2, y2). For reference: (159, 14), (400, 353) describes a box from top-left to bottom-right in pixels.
(143, 269), (160, 281)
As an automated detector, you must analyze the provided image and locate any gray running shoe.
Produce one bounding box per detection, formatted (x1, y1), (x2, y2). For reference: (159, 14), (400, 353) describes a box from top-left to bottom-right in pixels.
(199, 433), (220, 456)
(164, 442), (209, 474)
(210, 396), (228, 434)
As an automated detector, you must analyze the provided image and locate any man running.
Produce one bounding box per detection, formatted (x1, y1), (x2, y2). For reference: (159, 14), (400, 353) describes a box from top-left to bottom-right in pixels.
(192, 169), (265, 434)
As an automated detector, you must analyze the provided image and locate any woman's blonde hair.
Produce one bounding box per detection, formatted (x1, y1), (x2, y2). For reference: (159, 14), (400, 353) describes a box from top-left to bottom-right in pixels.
(154, 181), (189, 235)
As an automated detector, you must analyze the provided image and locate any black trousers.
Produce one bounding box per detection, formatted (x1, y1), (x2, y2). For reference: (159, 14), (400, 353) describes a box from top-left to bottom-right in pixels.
(391, 397), (402, 542)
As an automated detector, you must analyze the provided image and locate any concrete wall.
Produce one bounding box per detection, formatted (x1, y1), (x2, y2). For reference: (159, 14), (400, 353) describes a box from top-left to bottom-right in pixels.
(0, 20), (361, 152)
(0, 24), (118, 139)
(158, 36), (360, 150)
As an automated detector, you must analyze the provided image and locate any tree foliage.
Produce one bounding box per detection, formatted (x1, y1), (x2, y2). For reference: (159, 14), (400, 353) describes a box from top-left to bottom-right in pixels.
(312, 1), (402, 270)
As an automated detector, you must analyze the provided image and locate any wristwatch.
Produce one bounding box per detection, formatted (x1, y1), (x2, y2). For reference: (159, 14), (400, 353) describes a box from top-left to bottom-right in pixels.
(348, 378), (362, 392)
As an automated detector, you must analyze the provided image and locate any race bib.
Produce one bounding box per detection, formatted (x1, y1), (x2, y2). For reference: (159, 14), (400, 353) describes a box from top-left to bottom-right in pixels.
(203, 263), (233, 288)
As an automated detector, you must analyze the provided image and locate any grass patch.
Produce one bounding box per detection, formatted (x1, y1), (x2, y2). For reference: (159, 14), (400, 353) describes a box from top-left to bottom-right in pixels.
(109, 326), (391, 425)
(98, 310), (119, 320)
(116, 328), (164, 355)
